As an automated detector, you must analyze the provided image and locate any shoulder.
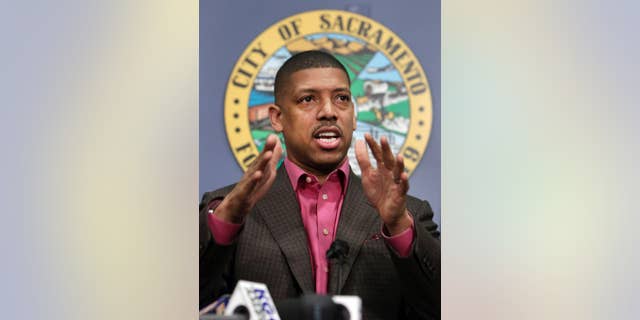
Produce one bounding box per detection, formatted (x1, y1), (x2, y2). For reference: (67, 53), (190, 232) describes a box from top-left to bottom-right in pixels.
(406, 194), (440, 239)
(406, 194), (433, 214)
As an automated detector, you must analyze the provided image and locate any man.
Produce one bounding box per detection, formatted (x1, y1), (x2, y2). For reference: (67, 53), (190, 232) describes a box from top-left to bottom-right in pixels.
(199, 50), (440, 319)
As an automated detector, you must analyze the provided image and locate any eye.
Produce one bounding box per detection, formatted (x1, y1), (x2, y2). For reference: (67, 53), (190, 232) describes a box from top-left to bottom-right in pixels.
(336, 94), (351, 102)
(298, 95), (314, 103)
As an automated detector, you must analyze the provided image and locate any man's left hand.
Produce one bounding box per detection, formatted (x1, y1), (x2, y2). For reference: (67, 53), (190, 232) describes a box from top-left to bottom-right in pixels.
(355, 133), (412, 236)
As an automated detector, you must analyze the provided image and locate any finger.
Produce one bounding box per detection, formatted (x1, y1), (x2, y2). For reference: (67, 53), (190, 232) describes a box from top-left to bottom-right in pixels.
(249, 134), (277, 170)
(243, 134), (281, 194)
(270, 135), (283, 166)
(256, 150), (273, 178)
(246, 135), (277, 174)
(264, 135), (283, 179)
(250, 169), (268, 192)
(239, 151), (271, 190)
(380, 136), (395, 170)
(364, 133), (383, 167)
(355, 139), (371, 174)
(399, 171), (409, 194)
(394, 155), (409, 194)
(262, 134), (278, 153)
(230, 172), (257, 202)
(392, 154), (404, 182)
(251, 170), (263, 184)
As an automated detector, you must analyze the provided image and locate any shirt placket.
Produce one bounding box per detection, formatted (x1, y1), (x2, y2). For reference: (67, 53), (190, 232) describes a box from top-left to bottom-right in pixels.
(316, 176), (339, 294)
(304, 178), (324, 293)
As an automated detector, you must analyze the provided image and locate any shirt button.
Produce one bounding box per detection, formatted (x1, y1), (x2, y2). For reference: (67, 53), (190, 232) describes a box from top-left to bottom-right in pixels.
(322, 193), (328, 200)
(324, 266), (329, 273)
(322, 228), (329, 236)
(305, 176), (312, 183)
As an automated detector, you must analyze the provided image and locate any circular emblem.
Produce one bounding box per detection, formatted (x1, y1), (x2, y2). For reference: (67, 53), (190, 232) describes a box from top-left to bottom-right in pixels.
(224, 9), (432, 176)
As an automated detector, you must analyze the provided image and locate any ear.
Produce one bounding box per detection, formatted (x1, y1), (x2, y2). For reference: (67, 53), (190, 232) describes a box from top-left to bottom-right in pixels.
(269, 104), (283, 132)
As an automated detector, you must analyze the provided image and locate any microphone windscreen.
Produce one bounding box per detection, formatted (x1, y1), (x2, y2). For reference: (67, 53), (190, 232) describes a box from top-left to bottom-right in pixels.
(326, 239), (350, 259)
(276, 294), (348, 320)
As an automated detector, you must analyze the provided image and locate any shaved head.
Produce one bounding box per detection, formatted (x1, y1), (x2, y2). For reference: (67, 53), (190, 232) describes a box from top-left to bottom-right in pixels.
(274, 50), (350, 105)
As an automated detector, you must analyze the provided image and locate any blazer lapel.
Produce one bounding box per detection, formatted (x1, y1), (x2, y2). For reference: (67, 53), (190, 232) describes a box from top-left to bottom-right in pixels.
(331, 170), (380, 294)
(255, 166), (315, 293)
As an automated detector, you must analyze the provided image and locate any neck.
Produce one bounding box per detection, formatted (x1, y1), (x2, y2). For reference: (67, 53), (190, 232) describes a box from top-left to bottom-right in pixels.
(287, 157), (346, 184)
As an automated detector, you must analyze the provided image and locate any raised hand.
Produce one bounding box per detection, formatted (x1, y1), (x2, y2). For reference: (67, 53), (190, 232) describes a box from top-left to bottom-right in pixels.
(355, 134), (412, 235)
(214, 134), (282, 223)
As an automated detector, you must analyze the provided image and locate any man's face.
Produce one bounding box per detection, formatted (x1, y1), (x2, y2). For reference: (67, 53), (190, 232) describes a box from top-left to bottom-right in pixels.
(270, 67), (356, 176)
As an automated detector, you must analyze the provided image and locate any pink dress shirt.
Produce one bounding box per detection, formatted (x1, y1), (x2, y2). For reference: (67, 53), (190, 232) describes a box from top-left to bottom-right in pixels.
(283, 158), (349, 294)
(206, 159), (415, 294)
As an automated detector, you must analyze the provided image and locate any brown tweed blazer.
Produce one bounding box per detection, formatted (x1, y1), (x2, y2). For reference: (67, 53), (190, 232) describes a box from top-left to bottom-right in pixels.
(199, 166), (440, 319)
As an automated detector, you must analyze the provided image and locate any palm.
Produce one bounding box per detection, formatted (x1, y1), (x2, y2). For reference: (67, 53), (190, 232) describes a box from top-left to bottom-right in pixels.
(355, 134), (409, 227)
(237, 135), (282, 210)
(360, 165), (406, 218)
(217, 135), (282, 222)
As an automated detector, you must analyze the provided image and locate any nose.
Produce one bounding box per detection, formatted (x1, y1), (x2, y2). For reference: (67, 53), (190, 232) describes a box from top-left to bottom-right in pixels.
(317, 98), (338, 121)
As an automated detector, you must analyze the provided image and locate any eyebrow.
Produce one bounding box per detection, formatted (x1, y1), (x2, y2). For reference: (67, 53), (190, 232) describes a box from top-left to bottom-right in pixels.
(294, 87), (351, 95)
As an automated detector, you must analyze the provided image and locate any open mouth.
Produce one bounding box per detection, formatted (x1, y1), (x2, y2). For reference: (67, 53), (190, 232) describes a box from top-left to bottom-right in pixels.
(313, 127), (342, 150)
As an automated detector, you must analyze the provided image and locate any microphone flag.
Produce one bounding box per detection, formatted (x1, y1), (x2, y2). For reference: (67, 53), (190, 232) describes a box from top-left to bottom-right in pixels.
(224, 280), (281, 320)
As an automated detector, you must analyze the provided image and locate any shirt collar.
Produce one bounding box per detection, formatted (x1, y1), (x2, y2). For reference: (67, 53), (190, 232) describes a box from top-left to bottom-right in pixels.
(284, 157), (350, 192)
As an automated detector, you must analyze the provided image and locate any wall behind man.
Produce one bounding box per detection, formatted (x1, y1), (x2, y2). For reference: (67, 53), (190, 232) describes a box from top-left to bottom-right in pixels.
(200, 0), (441, 227)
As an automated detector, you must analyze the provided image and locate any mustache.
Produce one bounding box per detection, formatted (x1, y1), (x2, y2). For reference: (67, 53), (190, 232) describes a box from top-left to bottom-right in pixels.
(311, 121), (343, 136)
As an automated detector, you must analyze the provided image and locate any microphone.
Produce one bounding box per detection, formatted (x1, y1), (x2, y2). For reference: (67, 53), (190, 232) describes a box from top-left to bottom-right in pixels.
(223, 280), (281, 320)
(326, 239), (349, 263)
(332, 295), (362, 320)
(326, 239), (350, 294)
(276, 294), (349, 320)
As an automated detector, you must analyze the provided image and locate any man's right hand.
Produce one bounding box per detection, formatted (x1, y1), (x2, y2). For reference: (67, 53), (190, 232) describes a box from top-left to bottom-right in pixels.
(213, 134), (283, 223)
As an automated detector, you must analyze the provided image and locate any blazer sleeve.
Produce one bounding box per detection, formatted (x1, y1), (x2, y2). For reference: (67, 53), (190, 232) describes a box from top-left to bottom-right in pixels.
(387, 197), (441, 319)
(199, 186), (238, 309)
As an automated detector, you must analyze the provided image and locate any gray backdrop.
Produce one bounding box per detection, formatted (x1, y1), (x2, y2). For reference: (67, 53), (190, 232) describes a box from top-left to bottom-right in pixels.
(199, 0), (441, 227)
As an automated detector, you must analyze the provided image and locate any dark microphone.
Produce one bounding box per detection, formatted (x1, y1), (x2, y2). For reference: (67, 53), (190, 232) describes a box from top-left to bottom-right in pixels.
(326, 239), (350, 294)
(276, 294), (349, 320)
(326, 239), (349, 262)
